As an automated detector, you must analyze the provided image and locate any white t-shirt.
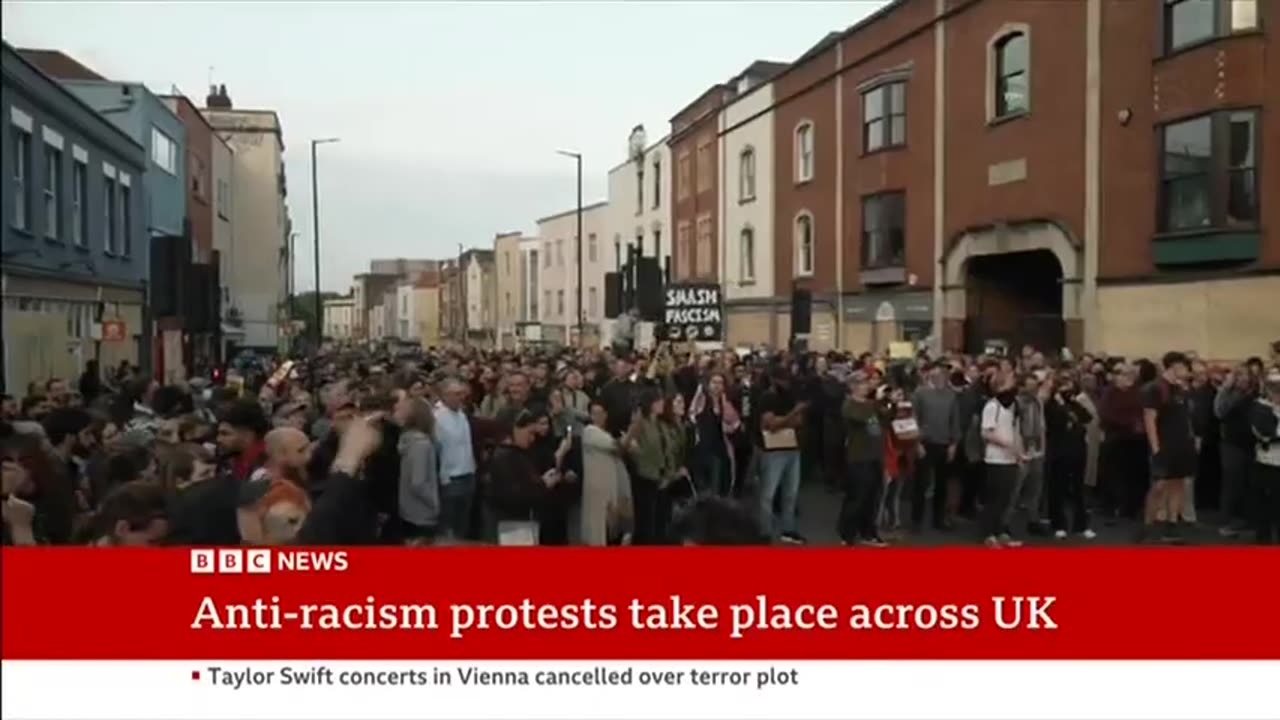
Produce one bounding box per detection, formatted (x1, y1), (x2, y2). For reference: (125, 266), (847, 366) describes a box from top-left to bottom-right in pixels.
(981, 398), (1020, 465)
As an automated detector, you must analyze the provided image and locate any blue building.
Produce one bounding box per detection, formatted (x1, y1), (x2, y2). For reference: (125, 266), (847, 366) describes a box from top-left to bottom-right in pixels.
(56, 78), (186, 244)
(1, 43), (148, 395)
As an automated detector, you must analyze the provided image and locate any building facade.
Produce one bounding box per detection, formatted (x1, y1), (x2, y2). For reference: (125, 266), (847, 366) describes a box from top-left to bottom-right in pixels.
(720, 68), (781, 347)
(493, 231), (525, 349)
(322, 295), (354, 341)
(535, 201), (609, 344)
(210, 132), (235, 354)
(729, 0), (1275, 359)
(1, 43), (148, 393)
(607, 128), (672, 280)
(463, 249), (496, 346)
(202, 85), (288, 352)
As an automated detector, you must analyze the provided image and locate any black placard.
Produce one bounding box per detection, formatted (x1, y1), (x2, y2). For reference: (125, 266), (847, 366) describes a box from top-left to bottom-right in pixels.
(662, 283), (723, 342)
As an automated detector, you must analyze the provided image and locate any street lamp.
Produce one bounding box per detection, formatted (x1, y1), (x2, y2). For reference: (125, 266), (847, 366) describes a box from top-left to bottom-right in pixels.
(310, 137), (340, 353)
(556, 149), (583, 344)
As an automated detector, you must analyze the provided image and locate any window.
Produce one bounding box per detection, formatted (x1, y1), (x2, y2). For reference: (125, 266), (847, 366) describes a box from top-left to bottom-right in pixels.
(588, 233), (598, 263)
(556, 239), (564, 266)
(653, 228), (662, 268)
(506, 292), (513, 316)
(216, 179), (230, 219)
(43, 145), (62, 239)
(696, 216), (712, 277)
(103, 177), (117, 254)
(652, 157), (661, 208)
(1159, 110), (1259, 232)
(557, 290), (565, 317)
(544, 242), (552, 267)
(151, 127), (177, 175)
(993, 32), (1029, 119)
(794, 213), (814, 276)
(795, 122), (814, 182)
(588, 287), (598, 317)
(120, 183), (132, 256)
(739, 147), (756, 201)
(677, 152), (691, 200)
(636, 165), (643, 214)
(544, 290), (551, 318)
(695, 140), (711, 193)
(862, 192), (906, 269)
(863, 82), (907, 152)
(677, 221), (692, 280)
(1163, 0), (1256, 52)
(11, 128), (30, 231)
(740, 227), (756, 284)
(504, 253), (511, 276)
(72, 160), (87, 247)
(636, 231), (644, 256)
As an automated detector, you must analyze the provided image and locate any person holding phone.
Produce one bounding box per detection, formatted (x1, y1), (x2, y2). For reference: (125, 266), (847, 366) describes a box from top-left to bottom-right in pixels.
(757, 365), (808, 545)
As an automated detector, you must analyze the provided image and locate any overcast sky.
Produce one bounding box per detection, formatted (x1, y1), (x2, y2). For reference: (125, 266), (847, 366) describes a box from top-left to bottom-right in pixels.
(2, 1), (882, 292)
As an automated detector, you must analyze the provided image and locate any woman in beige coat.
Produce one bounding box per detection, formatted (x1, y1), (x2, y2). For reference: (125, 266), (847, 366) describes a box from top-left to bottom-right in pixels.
(579, 399), (632, 546)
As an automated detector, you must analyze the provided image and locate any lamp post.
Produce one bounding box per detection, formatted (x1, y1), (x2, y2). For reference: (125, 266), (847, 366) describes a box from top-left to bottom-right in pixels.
(310, 137), (340, 353)
(556, 150), (583, 344)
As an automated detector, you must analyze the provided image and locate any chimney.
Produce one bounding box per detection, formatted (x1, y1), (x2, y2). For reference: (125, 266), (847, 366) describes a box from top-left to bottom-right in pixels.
(206, 83), (232, 109)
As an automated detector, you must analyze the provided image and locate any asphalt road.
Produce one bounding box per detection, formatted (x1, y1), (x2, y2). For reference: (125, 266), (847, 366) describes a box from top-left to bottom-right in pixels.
(787, 481), (1247, 547)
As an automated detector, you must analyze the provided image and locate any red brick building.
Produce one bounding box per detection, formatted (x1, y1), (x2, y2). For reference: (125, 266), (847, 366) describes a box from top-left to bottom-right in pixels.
(745, 0), (1274, 358)
(162, 94), (214, 263)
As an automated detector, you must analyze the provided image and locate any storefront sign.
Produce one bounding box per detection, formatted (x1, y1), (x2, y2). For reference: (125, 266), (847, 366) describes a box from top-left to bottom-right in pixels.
(101, 320), (127, 342)
(662, 284), (723, 342)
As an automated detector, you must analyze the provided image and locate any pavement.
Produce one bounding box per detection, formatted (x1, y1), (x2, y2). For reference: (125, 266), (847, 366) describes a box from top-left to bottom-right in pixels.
(788, 480), (1247, 547)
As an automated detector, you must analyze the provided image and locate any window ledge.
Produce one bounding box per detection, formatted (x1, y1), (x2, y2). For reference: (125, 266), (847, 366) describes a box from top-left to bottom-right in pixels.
(795, 177), (814, 187)
(43, 234), (64, 246)
(73, 243), (90, 253)
(861, 143), (907, 158)
(1157, 30), (1265, 63)
(1152, 229), (1259, 266)
(861, 266), (907, 286)
(739, 195), (757, 206)
(739, 279), (756, 287)
(987, 110), (1029, 128)
(11, 226), (33, 238)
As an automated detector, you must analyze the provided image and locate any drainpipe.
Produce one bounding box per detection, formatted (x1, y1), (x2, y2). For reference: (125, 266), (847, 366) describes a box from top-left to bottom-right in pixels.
(834, 41), (845, 350)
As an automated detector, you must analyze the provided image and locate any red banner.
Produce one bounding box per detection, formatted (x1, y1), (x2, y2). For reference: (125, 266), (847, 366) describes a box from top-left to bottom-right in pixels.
(3, 548), (1278, 661)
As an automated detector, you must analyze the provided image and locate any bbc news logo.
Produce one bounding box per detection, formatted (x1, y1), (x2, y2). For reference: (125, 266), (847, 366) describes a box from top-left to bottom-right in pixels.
(191, 549), (271, 574)
(190, 548), (350, 574)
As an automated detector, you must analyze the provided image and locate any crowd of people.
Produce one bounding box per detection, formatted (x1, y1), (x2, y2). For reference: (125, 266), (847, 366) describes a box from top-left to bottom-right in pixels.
(3, 337), (1279, 548)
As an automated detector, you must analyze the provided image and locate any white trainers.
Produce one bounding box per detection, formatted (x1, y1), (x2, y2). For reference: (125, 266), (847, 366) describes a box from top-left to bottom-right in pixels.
(1079, 529), (1098, 540)
(1053, 530), (1068, 540)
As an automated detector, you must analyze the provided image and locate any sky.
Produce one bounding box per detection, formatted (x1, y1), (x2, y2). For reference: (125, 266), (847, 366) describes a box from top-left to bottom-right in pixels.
(1, 1), (884, 293)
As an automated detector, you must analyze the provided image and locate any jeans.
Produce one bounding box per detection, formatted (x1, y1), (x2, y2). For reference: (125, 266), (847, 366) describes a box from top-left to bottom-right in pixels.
(1048, 454), (1089, 533)
(1254, 463), (1280, 544)
(982, 463), (1020, 539)
(838, 459), (883, 542)
(440, 474), (475, 540)
(1221, 443), (1252, 525)
(759, 450), (801, 537)
(913, 443), (951, 528)
(630, 474), (672, 545)
(696, 451), (733, 497)
(1008, 455), (1045, 529)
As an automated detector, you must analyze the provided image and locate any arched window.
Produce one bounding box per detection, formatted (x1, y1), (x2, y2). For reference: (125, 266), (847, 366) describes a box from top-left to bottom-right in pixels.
(794, 212), (814, 277)
(740, 227), (756, 283)
(993, 31), (1029, 119)
(739, 146), (756, 201)
(794, 122), (814, 182)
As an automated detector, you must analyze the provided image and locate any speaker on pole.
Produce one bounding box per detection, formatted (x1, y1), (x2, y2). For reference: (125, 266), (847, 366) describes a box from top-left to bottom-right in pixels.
(604, 272), (622, 319)
(635, 258), (663, 321)
(790, 287), (812, 336)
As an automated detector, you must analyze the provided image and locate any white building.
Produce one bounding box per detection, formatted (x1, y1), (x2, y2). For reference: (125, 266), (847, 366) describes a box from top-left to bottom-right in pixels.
(464, 249), (495, 345)
(535, 201), (610, 344)
(323, 295), (354, 341)
(606, 127), (672, 278)
(395, 281), (417, 341)
(368, 305), (384, 341)
(202, 85), (288, 351)
(719, 70), (779, 347)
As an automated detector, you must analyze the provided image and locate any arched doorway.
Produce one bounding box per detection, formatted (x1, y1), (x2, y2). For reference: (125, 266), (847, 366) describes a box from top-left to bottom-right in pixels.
(941, 221), (1082, 354)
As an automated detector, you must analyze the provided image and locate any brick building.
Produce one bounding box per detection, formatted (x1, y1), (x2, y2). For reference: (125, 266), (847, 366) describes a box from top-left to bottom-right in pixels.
(721, 0), (1274, 358)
